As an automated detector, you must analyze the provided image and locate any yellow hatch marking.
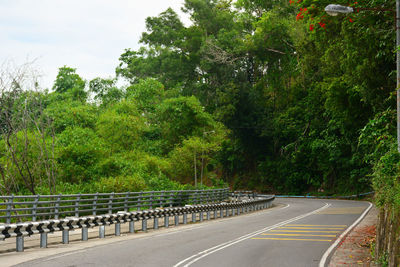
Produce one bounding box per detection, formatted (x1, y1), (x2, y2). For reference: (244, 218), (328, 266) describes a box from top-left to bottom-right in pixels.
(270, 230), (341, 233)
(278, 227), (345, 230)
(316, 207), (365, 215)
(261, 233), (337, 237)
(252, 237), (332, 242)
(286, 224), (347, 227)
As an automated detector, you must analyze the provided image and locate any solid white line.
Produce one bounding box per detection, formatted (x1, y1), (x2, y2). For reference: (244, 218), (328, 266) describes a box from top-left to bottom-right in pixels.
(319, 202), (373, 267)
(172, 204), (290, 267)
(37, 204), (291, 264)
(174, 203), (331, 267)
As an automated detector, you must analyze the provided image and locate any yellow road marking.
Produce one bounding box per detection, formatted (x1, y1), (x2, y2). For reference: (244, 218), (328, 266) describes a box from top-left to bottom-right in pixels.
(261, 233), (337, 237)
(286, 224), (347, 227)
(252, 237), (332, 242)
(316, 207), (365, 215)
(278, 227), (345, 230)
(270, 230), (341, 233)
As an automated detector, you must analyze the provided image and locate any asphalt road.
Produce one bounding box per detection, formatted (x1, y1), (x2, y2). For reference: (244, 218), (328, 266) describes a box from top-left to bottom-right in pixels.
(14, 198), (370, 267)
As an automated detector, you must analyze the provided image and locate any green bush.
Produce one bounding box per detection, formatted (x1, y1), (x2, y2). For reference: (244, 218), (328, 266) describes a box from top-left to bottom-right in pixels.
(372, 144), (400, 209)
(94, 175), (147, 193)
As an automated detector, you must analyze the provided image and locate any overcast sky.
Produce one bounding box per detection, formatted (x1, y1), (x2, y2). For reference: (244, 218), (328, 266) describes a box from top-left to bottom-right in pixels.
(0, 0), (189, 89)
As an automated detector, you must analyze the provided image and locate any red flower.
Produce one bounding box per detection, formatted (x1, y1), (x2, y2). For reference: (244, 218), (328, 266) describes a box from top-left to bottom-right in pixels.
(297, 0), (301, 3)
(318, 22), (326, 29)
(296, 12), (304, 20)
(349, 18), (354, 22)
(309, 24), (314, 31)
(289, 0), (294, 4)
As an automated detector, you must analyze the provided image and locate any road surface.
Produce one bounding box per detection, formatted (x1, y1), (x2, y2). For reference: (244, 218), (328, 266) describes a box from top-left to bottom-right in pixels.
(14, 198), (370, 267)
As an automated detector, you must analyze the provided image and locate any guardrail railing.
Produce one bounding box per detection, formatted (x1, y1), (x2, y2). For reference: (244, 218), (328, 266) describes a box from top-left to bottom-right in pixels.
(0, 188), (230, 224)
(0, 193), (275, 253)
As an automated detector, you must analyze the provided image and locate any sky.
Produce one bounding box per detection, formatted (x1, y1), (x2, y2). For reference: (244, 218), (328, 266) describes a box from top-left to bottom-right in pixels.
(0, 0), (189, 89)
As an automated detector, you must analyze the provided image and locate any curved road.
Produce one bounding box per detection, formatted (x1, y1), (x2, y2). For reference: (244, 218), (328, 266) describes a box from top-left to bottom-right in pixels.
(14, 198), (370, 267)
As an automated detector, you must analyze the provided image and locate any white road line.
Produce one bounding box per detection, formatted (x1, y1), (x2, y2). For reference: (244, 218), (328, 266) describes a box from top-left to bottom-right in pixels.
(174, 202), (331, 267)
(33, 204), (290, 264)
(319, 202), (373, 267)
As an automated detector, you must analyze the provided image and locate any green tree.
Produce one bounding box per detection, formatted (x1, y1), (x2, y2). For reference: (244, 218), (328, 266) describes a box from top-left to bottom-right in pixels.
(53, 66), (87, 101)
(96, 99), (145, 153)
(89, 77), (123, 107)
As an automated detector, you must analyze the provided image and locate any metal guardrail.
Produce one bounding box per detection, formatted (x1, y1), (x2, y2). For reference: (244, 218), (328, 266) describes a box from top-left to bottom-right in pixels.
(0, 188), (229, 224)
(274, 191), (375, 199)
(231, 191), (255, 200)
(0, 193), (275, 252)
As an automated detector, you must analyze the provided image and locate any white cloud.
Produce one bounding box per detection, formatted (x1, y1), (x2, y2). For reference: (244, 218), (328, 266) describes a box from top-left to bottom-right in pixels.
(0, 0), (189, 89)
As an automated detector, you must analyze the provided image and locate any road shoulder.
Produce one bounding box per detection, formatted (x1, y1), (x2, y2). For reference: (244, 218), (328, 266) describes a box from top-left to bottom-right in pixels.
(328, 204), (378, 266)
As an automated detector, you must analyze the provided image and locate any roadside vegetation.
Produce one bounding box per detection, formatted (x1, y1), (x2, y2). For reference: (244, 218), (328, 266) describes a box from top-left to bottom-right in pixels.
(0, 0), (397, 199)
(0, 0), (398, 264)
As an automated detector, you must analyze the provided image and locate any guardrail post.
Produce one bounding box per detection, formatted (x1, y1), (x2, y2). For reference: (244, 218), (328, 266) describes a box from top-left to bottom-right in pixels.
(115, 223), (121, 236)
(220, 209), (223, 218)
(138, 192), (143, 211)
(108, 193), (114, 214)
(82, 227), (88, 241)
(232, 208), (236, 216)
(75, 194), (81, 217)
(154, 217), (159, 229)
(149, 193), (154, 210)
(142, 219), (147, 232)
(62, 229), (69, 244)
(129, 221), (134, 233)
(124, 193), (129, 212)
(199, 211), (203, 222)
(168, 192), (173, 207)
(93, 193), (98, 216)
(159, 191), (164, 207)
(174, 215), (179, 226)
(195, 190), (199, 205)
(183, 213), (187, 224)
(213, 210), (217, 219)
(6, 195), (14, 224)
(32, 195), (39, 221)
(99, 225), (105, 238)
(16, 236), (24, 252)
(55, 194), (61, 219)
(192, 212), (196, 223)
(164, 216), (169, 228)
(40, 232), (47, 248)
(206, 211), (210, 220)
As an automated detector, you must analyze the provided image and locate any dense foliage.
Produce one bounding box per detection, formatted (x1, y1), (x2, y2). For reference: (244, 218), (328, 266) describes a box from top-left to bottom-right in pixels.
(0, 0), (398, 200)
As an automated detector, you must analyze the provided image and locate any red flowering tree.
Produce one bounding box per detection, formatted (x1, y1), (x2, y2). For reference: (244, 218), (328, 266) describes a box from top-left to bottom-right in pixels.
(290, 0), (361, 31)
